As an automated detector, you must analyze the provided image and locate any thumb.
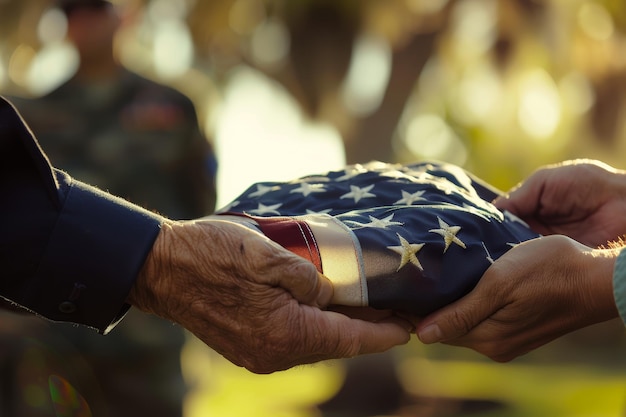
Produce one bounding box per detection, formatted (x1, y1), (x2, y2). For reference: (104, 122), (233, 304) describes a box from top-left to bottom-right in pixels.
(245, 233), (334, 308)
(416, 288), (496, 344)
(493, 174), (547, 217)
(273, 248), (334, 308)
(493, 188), (525, 215)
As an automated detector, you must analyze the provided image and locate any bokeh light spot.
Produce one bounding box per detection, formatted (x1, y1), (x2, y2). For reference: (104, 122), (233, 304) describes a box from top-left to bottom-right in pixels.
(250, 18), (290, 68)
(213, 67), (345, 209)
(559, 71), (594, 116)
(452, 61), (502, 125)
(406, 0), (450, 15)
(153, 20), (194, 79)
(229, 0), (266, 36)
(37, 8), (68, 45)
(342, 32), (391, 117)
(517, 69), (561, 141)
(404, 114), (467, 165)
(578, 2), (614, 41)
(450, 0), (497, 58)
(23, 384), (47, 409)
(27, 43), (78, 95)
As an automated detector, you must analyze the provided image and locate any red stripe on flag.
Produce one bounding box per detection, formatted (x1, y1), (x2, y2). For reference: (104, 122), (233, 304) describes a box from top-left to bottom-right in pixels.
(253, 216), (323, 273)
(222, 212), (323, 273)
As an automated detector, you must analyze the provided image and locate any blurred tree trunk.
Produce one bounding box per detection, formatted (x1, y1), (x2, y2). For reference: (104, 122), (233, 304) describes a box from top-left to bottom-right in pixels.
(344, 32), (438, 164)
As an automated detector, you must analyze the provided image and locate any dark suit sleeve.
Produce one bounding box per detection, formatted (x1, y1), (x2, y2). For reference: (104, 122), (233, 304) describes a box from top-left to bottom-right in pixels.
(0, 97), (164, 334)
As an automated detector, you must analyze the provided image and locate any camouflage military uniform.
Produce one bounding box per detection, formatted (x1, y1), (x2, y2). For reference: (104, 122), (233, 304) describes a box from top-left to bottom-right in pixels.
(20, 69), (216, 219)
(11, 69), (217, 417)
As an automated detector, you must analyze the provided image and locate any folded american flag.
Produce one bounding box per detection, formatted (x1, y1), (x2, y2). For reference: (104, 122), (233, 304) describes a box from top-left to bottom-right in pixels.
(217, 161), (540, 316)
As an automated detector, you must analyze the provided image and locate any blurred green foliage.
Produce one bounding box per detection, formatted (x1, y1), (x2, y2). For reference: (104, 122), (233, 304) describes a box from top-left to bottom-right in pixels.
(4, 0), (626, 183)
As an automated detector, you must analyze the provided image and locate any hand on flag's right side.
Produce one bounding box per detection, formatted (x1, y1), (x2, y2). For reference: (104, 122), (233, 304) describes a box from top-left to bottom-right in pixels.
(494, 159), (626, 248)
(416, 235), (620, 362)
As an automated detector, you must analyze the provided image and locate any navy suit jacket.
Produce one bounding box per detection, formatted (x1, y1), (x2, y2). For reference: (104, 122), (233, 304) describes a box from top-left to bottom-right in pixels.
(0, 97), (163, 333)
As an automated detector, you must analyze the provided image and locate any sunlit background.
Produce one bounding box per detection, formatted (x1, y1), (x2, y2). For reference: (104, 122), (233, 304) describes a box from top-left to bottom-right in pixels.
(3, 0), (626, 416)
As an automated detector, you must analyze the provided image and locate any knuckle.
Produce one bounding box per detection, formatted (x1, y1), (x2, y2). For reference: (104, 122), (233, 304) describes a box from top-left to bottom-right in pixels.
(240, 338), (286, 374)
(477, 341), (516, 363)
(296, 312), (359, 360)
(242, 358), (274, 374)
(489, 352), (516, 363)
(331, 328), (361, 358)
(449, 309), (474, 336)
(248, 309), (312, 373)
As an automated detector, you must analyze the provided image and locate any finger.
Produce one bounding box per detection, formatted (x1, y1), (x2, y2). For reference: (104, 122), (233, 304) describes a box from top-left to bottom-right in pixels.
(247, 235), (334, 308)
(279, 259), (333, 308)
(437, 317), (557, 363)
(416, 281), (500, 344)
(324, 311), (412, 357)
(265, 309), (412, 372)
(493, 178), (541, 217)
(329, 306), (397, 322)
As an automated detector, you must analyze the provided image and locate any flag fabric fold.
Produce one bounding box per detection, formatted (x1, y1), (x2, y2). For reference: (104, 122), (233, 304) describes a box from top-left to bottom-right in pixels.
(217, 161), (540, 316)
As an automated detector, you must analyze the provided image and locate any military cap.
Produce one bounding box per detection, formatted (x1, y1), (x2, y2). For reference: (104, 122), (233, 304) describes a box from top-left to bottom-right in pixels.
(57, 0), (113, 15)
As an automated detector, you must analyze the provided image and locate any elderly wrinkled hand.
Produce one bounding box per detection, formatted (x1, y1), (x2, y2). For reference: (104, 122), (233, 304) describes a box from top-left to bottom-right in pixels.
(128, 218), (413, 373)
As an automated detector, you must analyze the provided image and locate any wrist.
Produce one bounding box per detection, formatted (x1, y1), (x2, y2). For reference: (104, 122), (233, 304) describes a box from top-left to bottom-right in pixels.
(582, 245), (620, 323)
(612, 248), (626, 325)
(127, 221), (176, 316)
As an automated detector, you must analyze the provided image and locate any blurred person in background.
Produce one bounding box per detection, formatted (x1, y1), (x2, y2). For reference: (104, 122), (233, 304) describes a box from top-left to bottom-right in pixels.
(8, 0), (217, 415)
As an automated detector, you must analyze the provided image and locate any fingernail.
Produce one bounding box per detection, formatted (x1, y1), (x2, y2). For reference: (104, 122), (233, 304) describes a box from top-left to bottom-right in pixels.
(403, 321), (416, 334)
(418, 324), (442, 344)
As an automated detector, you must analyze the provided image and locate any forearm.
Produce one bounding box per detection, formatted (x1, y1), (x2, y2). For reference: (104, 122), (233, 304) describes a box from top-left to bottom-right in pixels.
(0, 96), (164, 333)
(28, 173), (164, 333)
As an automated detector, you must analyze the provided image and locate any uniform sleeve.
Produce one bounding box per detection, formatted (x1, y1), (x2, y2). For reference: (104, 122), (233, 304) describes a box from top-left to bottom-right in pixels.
(176, 93), (217, 217)
(613, 248), (626, 326)
(0, 96), (165, 334)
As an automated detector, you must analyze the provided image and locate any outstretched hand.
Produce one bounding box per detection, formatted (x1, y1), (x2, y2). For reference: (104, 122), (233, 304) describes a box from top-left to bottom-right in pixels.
(416, 235), (620, 362)
(495, 160), (626, 247)
(128, 219), (412, 373)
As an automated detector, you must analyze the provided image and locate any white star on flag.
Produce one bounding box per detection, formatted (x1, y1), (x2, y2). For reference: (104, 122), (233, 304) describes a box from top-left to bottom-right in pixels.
(380, 169), (413, 181)
(250, 202), (282, 215)
(336, 166), (366, 181)
(394, 190), (426, 205)
(503, 210), (531, 227)
(340, 184), (376, 203)
(219, 200), (240, 212)
(345, 214), (404, 229)
(290, 183), (326, 197)
(429, 217), (467, 252)
(387, 234), (425, 271)
(306, 208), (333, 215)
(249, 184), (279, 198)
(462, 203), (494, 222)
